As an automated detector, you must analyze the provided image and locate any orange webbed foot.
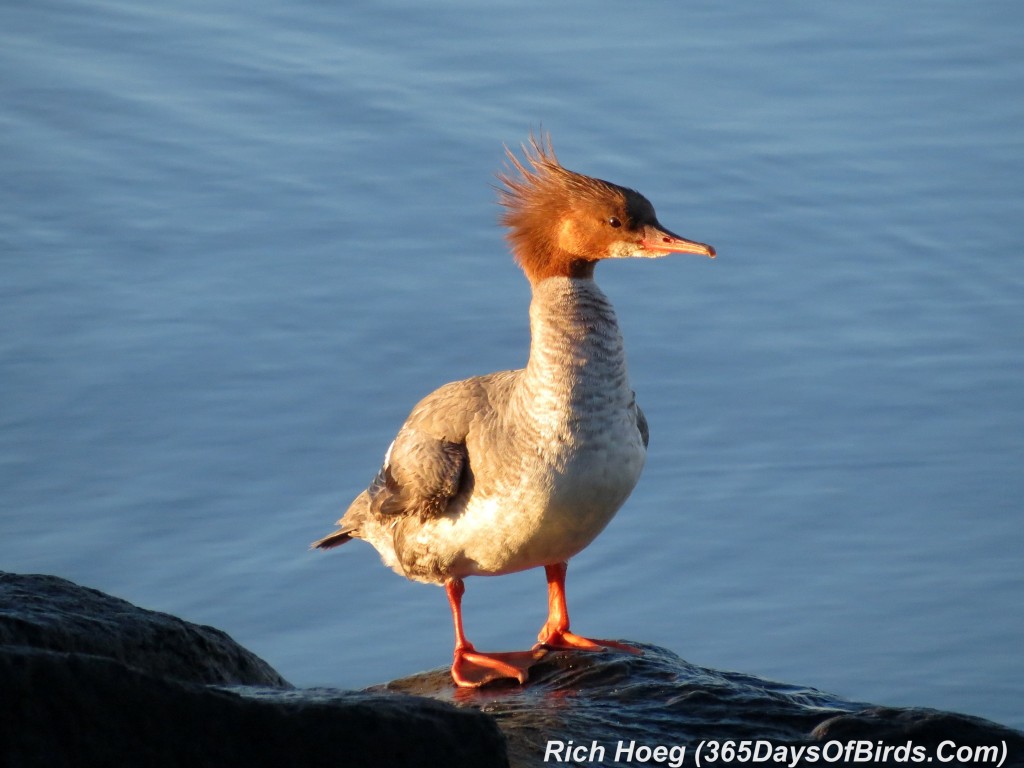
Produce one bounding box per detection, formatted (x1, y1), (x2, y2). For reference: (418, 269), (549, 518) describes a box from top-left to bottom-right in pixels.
(535, 562), (643, 656)
(450, 646), (547, 687)
(535, 627), (643, 655)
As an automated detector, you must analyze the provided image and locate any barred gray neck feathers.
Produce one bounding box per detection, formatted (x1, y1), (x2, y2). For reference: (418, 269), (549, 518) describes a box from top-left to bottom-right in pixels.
(511, 276), (633, 445)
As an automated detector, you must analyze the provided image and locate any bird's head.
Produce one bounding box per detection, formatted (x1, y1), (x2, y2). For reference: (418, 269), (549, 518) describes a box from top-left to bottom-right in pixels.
(496, 134), (715, 284)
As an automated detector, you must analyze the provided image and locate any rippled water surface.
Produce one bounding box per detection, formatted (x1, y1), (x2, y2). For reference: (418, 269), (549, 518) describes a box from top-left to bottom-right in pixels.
(3, 1), (1022, 730)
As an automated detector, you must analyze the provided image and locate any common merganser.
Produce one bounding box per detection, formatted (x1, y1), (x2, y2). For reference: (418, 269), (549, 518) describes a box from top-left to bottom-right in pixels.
(313, 135), (715, 687)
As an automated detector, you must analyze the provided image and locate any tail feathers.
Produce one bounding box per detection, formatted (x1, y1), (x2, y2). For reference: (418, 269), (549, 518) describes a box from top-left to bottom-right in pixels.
(311, 527), (356, 550)
(314, 491), (370, 551)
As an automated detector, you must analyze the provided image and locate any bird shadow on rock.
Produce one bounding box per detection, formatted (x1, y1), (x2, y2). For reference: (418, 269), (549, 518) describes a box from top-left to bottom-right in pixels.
(375, 642), (1024, 768)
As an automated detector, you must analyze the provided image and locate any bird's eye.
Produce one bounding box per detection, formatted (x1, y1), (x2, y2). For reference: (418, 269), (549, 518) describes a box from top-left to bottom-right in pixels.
(608, 217), (622, 228)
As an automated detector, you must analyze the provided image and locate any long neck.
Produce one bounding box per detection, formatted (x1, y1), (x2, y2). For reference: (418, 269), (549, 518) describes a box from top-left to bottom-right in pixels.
(516, 276), (632, 418)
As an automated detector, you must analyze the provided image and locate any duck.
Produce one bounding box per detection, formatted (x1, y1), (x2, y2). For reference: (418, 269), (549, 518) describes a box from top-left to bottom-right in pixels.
(313, 134), (715, 687)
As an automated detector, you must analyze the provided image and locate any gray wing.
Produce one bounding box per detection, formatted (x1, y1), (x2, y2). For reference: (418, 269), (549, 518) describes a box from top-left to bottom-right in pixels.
(313, 420), (470, 551)
(364, 370), (519, 523)
(372, 429), (467, 520)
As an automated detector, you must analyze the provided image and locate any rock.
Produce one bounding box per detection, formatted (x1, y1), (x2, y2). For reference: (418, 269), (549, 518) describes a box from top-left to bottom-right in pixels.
(0, 572), (508, 768)
(382, 642), (1024, 768)
(0, 571), (285, 686)
(0, 646), (507, 768)
(5, 571), (1022, 768)
(813, 706), (1024, 760)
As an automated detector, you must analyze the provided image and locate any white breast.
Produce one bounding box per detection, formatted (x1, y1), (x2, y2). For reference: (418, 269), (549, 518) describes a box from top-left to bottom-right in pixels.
(395, 277), (647, 581)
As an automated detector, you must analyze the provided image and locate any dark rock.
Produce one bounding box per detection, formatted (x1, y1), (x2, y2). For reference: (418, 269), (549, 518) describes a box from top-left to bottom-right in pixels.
(0, 571), (285, 686)
(381, 642), (1024, 768)
(813, 706), (1024, 761)
(0, 646), (507, 768)
(5, 571), (1021, 768)
(0, 572), (508, 768)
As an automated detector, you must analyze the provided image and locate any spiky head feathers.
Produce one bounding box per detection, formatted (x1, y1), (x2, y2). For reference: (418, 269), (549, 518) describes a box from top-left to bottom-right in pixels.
(496, 135), (659, 282)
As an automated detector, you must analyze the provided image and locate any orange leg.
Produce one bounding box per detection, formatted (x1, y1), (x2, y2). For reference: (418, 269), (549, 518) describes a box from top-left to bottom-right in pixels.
(445, 578), (543, 687)
(535, 561), (641, 654)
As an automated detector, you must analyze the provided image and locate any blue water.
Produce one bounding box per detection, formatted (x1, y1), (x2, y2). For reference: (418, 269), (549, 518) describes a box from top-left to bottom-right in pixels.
(3, 0), (1022, 731)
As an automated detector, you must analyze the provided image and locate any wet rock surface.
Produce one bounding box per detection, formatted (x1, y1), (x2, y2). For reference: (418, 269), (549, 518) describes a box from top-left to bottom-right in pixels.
(3, 571), (1021, 768)
(0, 571), (285, 687)
(382, 643), (1024, 767)
(0, 572), (507, 768)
